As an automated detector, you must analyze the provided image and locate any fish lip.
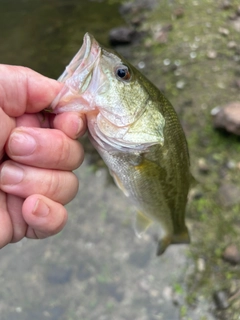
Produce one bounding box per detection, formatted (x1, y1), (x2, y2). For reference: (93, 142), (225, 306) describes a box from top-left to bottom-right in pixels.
(50, 33), (101, 112)
(58, 33), (97, 83)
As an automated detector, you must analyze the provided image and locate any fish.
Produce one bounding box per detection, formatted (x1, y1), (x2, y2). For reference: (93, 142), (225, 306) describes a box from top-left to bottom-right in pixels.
(50, 33), (192, 255)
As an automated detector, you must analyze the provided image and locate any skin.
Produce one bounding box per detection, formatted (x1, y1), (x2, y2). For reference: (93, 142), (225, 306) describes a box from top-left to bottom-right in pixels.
(0, 64), (86, 248)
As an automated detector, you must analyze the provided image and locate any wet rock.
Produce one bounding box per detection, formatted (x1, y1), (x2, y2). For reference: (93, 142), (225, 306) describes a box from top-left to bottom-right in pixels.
(109, 27), (139, 45)
(188, 188), (203, 201)
(221, 0), (232, 10)
(228, 40), (237, 49)
(176, 80), (186, 89)
(119, 0), (157, 15)
(235, 79), (240, 88)
(197, 258), (206, 272)
(207, 50), (217, 59)
(211, 102), (240, 135)
(198, 158), (209, 174)
(222, 244), (240, 265)
(226, 160), (236, 169)
(155, 29), (169, 44)
(154, 24), (173, 44)
(218, 27), (230, 36)
(213, 290), (230, 310)
(236, 6), (240, 16)
(173, 7), (184, 19)
(232, 17), (240, 32)
(131, 16), (143, 27)
(119, 2), (134, 15)
(218, 183), (240, 207)
(162, 286), (173, 301)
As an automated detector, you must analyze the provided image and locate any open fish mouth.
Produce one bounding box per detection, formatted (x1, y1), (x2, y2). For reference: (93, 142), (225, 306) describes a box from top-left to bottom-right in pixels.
(58, 33), (100, 83)
(50, 33), (101, 113)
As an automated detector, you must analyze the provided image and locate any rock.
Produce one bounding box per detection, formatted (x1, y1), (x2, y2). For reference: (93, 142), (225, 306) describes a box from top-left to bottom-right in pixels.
(218, 27), (230, 36)
(213, 290), (230, 310)
(198, 158), (209, 174)
(221, 0), (232, 10)
(119, 0), (157, 14)
(222, 244), (240, 265)
(109, 27), (139, 45)
(218, 183), (240, 207)
(235, 79), (240, 88)
(211, 102), (240, 135)
(236, 6), (240, 16)
(207, 50), (217, 59)
(119, 2), (134, 15)
(228, 40), (237, 49)
(232, 17), (240, 32)
(226, 160), (236, 169)
(176, 80), (186, 89)
(155, 29), (169, 44)
(173, 7), (184, 19)
(154, 24), (173, 44)
(131, 16), (143, 27)
(188, 188), (203, 201)
(162, 286), (173, 301)
(197, 258), (206, 272)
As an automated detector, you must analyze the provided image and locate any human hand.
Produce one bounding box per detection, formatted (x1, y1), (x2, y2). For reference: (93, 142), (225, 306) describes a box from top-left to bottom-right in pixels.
(0, 65), (86, 248)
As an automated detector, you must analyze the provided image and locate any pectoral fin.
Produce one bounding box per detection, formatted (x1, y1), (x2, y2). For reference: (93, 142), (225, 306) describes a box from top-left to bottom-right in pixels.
(110, 170), (129, 197)
(134, 211), (152, 237)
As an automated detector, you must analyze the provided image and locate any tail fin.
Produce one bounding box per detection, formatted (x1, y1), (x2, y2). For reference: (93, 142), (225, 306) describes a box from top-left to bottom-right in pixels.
(156, 227), (190, 256)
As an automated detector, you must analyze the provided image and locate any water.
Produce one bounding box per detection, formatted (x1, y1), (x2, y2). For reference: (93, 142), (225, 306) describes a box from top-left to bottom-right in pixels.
(0, 0), (124, 78)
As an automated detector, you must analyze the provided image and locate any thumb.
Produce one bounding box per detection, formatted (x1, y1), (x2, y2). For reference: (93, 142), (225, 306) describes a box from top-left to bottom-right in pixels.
(22, 194), (68, 239)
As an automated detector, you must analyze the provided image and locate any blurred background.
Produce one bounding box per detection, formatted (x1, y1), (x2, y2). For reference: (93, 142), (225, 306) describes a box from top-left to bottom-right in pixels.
(0, 0), (240, 319)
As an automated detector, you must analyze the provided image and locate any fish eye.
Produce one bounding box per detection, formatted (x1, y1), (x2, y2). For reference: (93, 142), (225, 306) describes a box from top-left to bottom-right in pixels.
(115, 65), (131, 81)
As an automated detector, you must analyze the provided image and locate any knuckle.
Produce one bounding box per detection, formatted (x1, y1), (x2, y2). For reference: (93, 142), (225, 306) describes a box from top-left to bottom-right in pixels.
(54, 132), (71, 167)
(45, 170), (62, 201)
(44, 170), (78, 204)
(54, 133), (83, 170)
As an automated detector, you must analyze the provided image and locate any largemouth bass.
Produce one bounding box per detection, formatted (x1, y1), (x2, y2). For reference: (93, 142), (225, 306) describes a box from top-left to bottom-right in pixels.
(50, 33), (192, 255)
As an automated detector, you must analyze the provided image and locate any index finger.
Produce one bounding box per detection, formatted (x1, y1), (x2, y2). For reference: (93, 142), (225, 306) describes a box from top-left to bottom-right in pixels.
(0, 64), (63, 117)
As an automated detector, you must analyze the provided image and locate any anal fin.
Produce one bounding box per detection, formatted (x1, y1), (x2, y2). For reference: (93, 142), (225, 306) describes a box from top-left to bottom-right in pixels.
(134, 211), (152, 238)
(156, 235), (172, 256)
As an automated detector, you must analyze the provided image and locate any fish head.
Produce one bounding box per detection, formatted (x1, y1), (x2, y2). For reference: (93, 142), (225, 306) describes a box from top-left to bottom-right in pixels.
(51, 33), (165, 151)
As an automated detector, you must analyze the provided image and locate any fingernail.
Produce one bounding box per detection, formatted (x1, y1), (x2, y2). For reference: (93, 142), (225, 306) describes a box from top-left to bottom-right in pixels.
(9, 131), (36, 156)
(33, 199), (50, 217)
(76, 116), (85, 137)
(0, 163), (24, 185)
